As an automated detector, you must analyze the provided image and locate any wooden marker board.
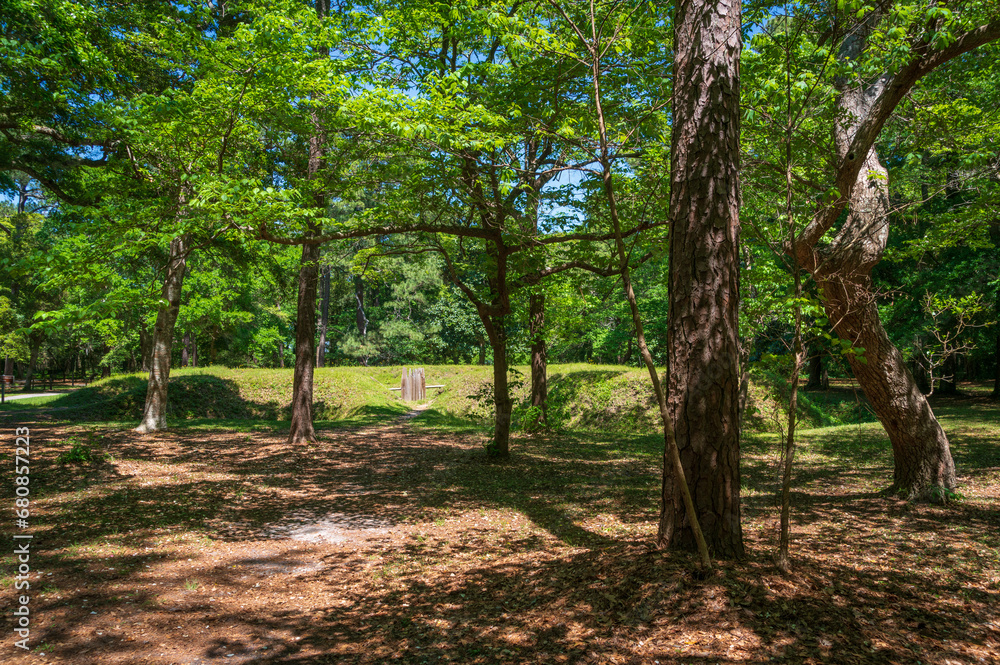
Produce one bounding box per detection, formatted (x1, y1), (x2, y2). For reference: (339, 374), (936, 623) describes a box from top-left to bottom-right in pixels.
(400, 367), (426, 402)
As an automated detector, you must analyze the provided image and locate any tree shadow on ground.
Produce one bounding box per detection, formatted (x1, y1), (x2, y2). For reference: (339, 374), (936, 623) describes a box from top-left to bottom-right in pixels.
(5, 413), (999, 664)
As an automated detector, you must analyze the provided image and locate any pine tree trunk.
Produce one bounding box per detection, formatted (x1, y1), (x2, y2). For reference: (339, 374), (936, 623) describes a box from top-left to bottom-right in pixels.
(288, 240), (320, 444)
(661, 0), (744, 559)
(317, 266), (330, 368)
(529, 293), (547, 425)
(135, 235), (189, 433)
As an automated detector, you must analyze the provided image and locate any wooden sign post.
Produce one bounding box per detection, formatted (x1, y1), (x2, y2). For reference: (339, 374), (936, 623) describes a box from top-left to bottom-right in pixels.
(399, 367), (426, 402)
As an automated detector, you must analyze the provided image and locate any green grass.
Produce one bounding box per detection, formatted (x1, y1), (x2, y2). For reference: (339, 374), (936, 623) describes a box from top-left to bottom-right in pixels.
(0, 363), (881, 437)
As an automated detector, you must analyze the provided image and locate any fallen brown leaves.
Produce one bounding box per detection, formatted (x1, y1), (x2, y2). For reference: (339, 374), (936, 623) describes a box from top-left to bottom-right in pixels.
(1, 403), (997, 665)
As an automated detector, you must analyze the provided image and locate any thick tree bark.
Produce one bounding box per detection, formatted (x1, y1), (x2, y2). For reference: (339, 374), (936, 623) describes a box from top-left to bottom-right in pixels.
(135, 235), (189, 433)
(812, 165), (957, 497)
(793, 13), (957, 499)
(815, 266), (956, 497)
(784, 9), (1000, 499)
(529, 293), (547, 425)
(485, 314), (512, 457)
(288, 241), (321, 443)
(317, 266), (330, 367)
(661, 0), (744, 559)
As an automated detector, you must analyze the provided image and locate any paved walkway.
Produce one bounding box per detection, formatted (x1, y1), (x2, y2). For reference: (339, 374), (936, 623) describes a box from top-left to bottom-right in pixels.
(1, 392), (61, 402)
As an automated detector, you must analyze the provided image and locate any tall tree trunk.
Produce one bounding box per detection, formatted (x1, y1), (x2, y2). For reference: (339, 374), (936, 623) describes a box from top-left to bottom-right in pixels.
(287, 0), (329, 442)
(289, 240), (321, 443)
(937, 353), (959, 395)
(354, 275), (368, 354)
(795, 18), (957, 500)
(181, 332), (191, 368)
(140, 327), (153, 373)
(529, 293), (547, 425)
(24, 332), (42, 391)
(815, 265), (956, 497)
(317, 266), (330, 367)
(993, 318), (1000, 400)
(661, 0), (744, 559)
(485, 314), (512, 457)
(804, 344), (828, 390)
(135, 235), (189, 433)
(620, 335), (633, 365)
(991, 226), (1000, 400)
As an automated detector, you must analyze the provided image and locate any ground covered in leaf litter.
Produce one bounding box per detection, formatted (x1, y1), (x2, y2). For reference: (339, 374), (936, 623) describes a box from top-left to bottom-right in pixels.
(2, 397), (999, 665)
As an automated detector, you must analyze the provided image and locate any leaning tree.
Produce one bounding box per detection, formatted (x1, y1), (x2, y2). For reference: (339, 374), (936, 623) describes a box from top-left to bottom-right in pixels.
(787, 2), (1000, 500)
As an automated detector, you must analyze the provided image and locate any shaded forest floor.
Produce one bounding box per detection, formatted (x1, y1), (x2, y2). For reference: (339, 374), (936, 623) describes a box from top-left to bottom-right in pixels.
(1, 395), (999, 665)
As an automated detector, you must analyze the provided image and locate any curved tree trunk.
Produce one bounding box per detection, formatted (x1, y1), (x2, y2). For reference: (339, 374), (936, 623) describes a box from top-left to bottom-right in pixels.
(797, 21), (957, 499)
(814, 261), (956, 497)
(136, 235), (189, 433)
(661, 0), (744, 559)
(288, 240), (320, 444)
(809, 149), (956, 497)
